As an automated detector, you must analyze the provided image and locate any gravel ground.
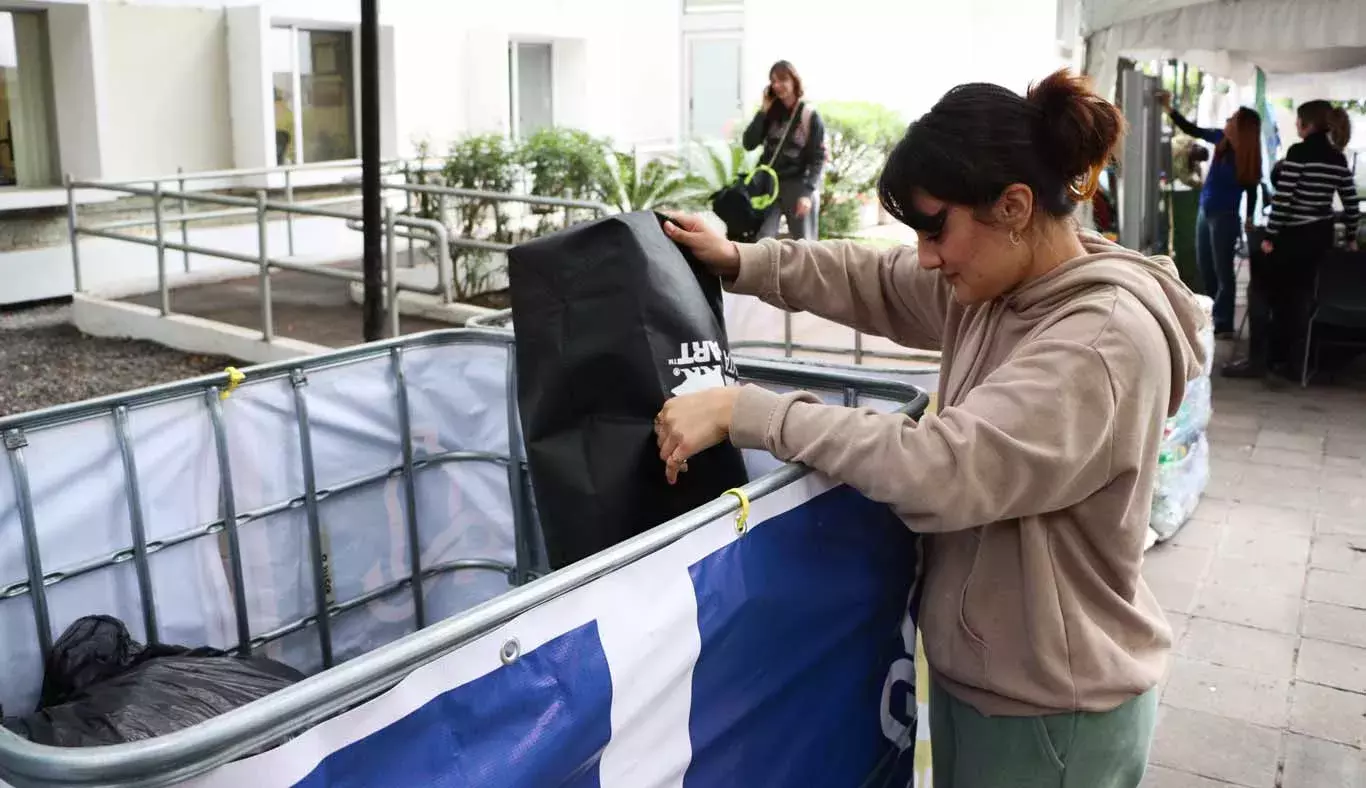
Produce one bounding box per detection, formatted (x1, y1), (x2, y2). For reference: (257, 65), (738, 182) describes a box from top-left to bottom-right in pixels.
(0, 303), (239, 419)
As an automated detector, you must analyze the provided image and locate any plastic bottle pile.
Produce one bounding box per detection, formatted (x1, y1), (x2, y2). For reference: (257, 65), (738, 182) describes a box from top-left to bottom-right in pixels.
(1147, 295), (1216, 549)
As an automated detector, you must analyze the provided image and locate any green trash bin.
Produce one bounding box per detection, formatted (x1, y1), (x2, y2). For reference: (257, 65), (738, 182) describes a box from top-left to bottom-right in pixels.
(1169, 186), (1204, 294)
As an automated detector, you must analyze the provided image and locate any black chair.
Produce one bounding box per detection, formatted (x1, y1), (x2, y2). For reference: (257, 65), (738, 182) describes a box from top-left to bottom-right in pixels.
(1301, 249), (1366, 386)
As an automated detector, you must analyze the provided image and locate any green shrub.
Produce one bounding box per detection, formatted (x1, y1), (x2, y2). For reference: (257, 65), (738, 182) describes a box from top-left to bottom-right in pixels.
(817, 101), (904, 238)
(517, 127), (611, 206)
(441, 134), (521, 299)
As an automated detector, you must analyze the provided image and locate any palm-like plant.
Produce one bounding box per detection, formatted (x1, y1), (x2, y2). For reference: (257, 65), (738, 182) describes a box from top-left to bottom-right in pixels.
(691, 138), (759, 197)
(598, 147), (710, 213)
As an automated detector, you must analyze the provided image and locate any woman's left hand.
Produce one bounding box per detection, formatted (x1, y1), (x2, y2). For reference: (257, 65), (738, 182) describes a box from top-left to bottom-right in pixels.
(1261, 239), (1275, 255)
(655, 388), (740, 485)
(795, 196), (813, 218)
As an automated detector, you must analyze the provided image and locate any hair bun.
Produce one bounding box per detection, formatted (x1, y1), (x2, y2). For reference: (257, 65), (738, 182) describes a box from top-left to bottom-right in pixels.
(1026, 69), (1126, 201)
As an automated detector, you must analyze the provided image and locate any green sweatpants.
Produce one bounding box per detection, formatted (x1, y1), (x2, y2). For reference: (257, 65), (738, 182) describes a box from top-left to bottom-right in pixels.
(930, 680), (1159, 788)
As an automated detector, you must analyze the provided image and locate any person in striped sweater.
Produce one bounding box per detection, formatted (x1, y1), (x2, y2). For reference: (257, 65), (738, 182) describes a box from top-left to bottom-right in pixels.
(1226, 101), (1360, 378)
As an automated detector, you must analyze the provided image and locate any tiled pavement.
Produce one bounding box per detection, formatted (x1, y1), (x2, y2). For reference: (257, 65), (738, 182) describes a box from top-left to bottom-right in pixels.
(1141, 367), (1366, 787)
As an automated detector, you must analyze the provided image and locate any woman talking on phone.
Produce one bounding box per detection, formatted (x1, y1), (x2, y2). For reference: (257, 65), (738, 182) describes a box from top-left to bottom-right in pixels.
(742, 60), (826, 240)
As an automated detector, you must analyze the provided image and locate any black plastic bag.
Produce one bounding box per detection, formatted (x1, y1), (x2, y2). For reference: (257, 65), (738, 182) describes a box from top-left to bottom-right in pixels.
(509, 211), (749, 570)
(3, 615), (304, 746)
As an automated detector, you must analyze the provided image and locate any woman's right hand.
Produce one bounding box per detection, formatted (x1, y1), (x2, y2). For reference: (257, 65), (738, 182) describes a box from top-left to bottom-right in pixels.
(1155, 90), (1172, 111)
(662, 213), (742, 278)
(761, 90), (774, 114)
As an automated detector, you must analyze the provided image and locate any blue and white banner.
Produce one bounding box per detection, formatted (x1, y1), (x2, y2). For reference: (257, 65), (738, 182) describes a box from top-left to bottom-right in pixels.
(186, 475), (925, 788)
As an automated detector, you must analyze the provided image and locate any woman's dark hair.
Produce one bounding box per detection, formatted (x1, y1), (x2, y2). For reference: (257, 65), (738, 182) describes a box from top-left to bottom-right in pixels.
(1298, 100), (1353, 151)
(768, 60), (804, 101)
(1217, 107), (1262, 187)
(877, 69), (1126, 234)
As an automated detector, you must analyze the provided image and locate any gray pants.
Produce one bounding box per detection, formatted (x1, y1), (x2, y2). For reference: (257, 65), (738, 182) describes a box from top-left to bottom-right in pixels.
(758, 180), (819, 240)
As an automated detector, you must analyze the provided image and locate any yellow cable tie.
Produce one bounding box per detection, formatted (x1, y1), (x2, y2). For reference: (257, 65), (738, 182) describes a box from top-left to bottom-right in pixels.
(220, 366), (245, 400)
(723, 488), (751, 536)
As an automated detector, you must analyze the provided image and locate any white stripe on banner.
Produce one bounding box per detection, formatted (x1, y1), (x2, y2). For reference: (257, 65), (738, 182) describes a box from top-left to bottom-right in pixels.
(183, 473), (837, 788)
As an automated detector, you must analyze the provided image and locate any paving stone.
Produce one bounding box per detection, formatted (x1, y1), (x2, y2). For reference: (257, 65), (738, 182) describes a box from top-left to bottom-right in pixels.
(1240, 462), (1325, 490)
(1225, 502), (1315, 535)
(1149, 706), (1281, 788)
(1307, 568), (1366, 609)
(1320, 515), (1366, 537)
(1145, 545), (1216, 584)
(1190, 498), (1234, 524)
(1163, 657), (1290, 728)
(1255, 428), (1325, 454)
(1319, 490), (1366, 519)
(1204, 556), (1307, 597)
(1170, 520), (1226, 550)
(1298, 639), (1366, 695)
(1149, 574), (1202, 616)
(1326, 434), (1366, 460)
(1281, 732), (1366, 788)
(1141, 765), (1253, 788)
(1218, 527), (1312, 567)
(1302, 602), (1366, 650)
(1193, 583), (1301, 634)
(1288, 681), (1366, 748)
(1249, 446), (1323, 470)
(1177, 618), (1297, 677)
(1204, 474), (1243, 501)
(1210, 412), (1262, 431)
(1320, 469), (1366, 494)
(1311, 535), (1366, 574)
(1231, 480), (1321, 510)
(1324, 455), (1366, 475)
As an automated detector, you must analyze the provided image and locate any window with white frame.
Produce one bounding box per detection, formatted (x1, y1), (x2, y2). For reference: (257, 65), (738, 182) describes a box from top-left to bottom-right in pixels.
(269, 26), (357, 164)
(509, 41), (553, 139)
(0, 10), (57, 187)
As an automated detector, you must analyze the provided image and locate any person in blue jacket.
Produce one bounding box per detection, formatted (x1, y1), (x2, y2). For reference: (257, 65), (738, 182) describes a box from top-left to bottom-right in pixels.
(1157, 91), (1263, 337)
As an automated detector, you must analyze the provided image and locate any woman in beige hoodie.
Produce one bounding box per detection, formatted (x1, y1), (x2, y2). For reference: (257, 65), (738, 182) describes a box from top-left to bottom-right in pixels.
(656, 70), (1208, 787)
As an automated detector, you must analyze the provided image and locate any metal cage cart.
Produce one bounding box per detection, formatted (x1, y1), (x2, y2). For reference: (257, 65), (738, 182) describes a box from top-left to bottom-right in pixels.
(0, 328), (928, 787)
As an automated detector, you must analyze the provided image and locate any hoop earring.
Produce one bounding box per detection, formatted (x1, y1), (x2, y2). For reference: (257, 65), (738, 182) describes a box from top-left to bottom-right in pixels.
(1009, 230), (1022, 246)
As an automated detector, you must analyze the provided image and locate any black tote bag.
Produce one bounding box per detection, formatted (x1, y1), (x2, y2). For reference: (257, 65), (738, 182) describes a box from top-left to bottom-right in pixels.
(508, 211), (750, 570)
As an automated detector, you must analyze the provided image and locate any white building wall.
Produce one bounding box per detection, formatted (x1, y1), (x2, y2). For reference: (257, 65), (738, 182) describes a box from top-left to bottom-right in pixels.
(102, 4), (234, 178)
(741, 0), (1065, 124)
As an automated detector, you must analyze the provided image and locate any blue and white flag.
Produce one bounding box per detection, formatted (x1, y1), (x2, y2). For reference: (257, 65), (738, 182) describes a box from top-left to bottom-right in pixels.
(186, 475), (924, 788)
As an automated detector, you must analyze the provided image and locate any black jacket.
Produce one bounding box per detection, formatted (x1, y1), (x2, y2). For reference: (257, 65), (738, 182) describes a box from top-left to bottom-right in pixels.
(742, 102), (826, 193)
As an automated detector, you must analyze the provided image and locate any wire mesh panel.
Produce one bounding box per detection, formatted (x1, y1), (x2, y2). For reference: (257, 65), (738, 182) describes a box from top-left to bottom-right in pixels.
(0, 328), (928, 787)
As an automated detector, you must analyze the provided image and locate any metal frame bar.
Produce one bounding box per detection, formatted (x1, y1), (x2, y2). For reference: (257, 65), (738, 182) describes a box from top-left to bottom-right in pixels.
(113, 406), (159, 645)
(207, 387), (253, 656)
(389, 347), (426, 631)
(0, 328), (928, 787)
(3, 429), (52, 661)
(289, 369), (335, 669)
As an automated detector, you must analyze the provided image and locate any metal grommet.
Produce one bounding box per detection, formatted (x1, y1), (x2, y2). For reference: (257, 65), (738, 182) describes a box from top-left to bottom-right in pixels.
(500, 637), (521, 665)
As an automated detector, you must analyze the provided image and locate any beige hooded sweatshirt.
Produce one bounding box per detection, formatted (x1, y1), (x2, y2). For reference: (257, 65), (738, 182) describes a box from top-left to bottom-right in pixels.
(726, 232), (1208, 717)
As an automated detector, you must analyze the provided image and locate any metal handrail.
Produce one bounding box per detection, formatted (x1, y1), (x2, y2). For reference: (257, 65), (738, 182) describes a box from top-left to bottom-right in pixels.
(468, 308), (945, 370)
(0, 327), (929, 787)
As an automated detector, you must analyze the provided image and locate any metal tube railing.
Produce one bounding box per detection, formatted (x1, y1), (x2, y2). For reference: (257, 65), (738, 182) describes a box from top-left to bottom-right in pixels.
(92, 196), (365, 233)
(65, 166), (603, 347)
(0, 329), (928, 787)
(467, 309), (943, 370)
(256, 191), (273, 344)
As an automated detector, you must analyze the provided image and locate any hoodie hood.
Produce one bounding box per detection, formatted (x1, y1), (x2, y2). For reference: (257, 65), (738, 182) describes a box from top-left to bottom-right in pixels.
(1006, 232), (1209, 417)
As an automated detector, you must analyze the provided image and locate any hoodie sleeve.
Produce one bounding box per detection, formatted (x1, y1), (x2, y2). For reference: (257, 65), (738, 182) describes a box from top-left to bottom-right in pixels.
(729, 335), (1118, 532)
(729, 237), (950, 351)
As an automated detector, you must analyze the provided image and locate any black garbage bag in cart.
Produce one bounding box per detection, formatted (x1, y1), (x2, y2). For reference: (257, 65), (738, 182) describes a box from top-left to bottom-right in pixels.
(509, 210), (750, 570)
(2, 615), (304, 746)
